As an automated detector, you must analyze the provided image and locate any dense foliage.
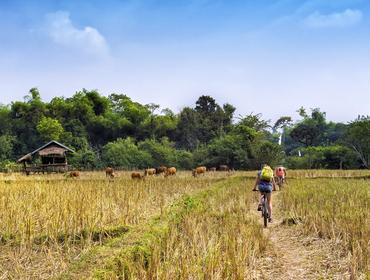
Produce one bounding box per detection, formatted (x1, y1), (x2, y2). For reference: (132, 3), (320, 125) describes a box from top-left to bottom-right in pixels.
(0, 88), (368, 170)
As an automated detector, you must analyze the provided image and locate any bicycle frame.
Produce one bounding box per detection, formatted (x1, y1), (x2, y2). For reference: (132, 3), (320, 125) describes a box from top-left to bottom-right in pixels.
(253, 189), (270, 227)
(261, 192), (269, 227)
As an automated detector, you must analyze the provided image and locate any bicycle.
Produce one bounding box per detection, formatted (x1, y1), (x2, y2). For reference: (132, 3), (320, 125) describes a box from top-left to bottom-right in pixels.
(253, 190), (269, 227)
(275, 176), (284, 190)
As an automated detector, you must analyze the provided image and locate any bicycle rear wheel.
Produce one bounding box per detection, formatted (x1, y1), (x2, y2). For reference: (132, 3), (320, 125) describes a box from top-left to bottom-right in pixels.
(279, 177), (284, 189)
(263, 197), (268, 227)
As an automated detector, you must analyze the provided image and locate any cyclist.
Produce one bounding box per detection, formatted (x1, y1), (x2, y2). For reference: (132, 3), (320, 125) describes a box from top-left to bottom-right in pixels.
(275, 166), (287, 185)
(252, 164), (276, 222)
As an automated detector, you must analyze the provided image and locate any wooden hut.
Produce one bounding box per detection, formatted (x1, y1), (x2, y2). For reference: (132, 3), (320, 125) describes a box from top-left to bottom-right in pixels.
(17, 141), (74, 175)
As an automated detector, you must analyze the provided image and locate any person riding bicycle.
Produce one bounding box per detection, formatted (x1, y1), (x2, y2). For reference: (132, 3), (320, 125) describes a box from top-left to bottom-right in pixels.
(275, 166), (286, 184)
(252, 164), (276, 222)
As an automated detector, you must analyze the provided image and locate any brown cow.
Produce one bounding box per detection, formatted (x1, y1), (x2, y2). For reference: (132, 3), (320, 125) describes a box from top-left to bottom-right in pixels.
(68, 171), (80, 178)
(131, 172), (144, 180)
(106, 167), (115, 178)
(144, 168), (156, 176)
(156, 166), (167, 175)
(164, 167), (176, 177)
(192, 166), (207, 177)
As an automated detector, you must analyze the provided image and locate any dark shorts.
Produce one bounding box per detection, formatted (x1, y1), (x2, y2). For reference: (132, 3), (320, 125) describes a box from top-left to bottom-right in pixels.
(258, 181), (272, 193)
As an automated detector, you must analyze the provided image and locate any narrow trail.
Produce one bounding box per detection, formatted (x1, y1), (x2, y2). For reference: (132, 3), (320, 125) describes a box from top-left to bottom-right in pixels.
(251, 188), (352, 280)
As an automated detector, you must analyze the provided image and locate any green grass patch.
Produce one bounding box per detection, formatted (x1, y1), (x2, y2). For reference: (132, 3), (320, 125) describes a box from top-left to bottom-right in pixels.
(92, 176), (265, 279)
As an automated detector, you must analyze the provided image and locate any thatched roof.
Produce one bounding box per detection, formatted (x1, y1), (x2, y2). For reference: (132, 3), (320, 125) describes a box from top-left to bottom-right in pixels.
(17, 153), (32, 163)
(38, 146), (67, 156)
(17, 141), (74, 163)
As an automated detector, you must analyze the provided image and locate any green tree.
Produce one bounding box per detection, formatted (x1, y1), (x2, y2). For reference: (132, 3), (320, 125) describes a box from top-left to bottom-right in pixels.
(145, 108), (178, 140)
(36, 117), (64, 141)
(252, 141), (283, 169)
(290, 122), (319, 146)
(222, 103), (236, 129)
(138, 137), (177, 167)
(157, 109), (178, 137)
(10, 88), (47, 154)
(0, 105), (12, 135)
(0, 135), (15, 161)
(69, 148), (99, 169)
(200, 134), (248, 169)
(287, 145), (358, 169)
(289, 108), (327, 147)
(175, 107), (200, 150)
(67, 91), (95, 125)
(174, 150), (193, 169)
(345, 116), (370, 169)
(146, 103), (160, 139)
(237, 113), (270, 133)
(194, 95), (226, 143)
(85, 89), (110, 115)
(326, 122), (347, 144)
(273, 116), (293, 131)
(109, 94), (150, 127)
(102, 138), (152, 168)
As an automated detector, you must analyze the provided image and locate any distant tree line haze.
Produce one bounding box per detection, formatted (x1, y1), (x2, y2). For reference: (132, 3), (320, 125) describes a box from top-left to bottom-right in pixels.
(0, 88), (369, 170)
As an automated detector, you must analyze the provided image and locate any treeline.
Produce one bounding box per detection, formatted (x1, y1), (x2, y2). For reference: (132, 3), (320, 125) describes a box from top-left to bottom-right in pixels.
(0, 88), (369, 170)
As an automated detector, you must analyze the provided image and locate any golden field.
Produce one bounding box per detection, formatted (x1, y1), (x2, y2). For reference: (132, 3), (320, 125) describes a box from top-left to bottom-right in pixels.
(280, 178), (369, 278)
(0, 170), (368, 279)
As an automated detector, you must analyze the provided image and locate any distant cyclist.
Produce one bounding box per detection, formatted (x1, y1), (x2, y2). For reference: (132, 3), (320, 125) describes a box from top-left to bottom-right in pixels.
(275, 166), (287, 186)
(252, 164), (276, 222)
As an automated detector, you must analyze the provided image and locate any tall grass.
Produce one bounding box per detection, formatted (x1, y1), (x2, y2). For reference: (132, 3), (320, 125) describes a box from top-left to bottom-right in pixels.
(215, 169), (370, 179)
(99, 177), (267, 279)
(285, 169), (370, 178)
(0, 171), (368, 279)
(0, 174), (220, 245)
(0, 172), (221, 279)
(280, 178), (369, 276)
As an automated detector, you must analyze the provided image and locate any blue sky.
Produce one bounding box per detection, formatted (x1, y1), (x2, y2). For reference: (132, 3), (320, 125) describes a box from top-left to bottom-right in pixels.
(0, 0), (369, 122)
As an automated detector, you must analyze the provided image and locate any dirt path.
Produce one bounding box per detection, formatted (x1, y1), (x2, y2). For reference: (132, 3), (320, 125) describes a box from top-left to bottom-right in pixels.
(251, 191), (353, 280)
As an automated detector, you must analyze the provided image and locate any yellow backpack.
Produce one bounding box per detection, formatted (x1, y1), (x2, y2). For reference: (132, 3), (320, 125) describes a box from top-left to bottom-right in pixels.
(261, 165), (273, 181)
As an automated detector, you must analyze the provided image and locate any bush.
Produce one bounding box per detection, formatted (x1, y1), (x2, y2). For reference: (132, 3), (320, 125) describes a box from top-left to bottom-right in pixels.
(69, 149), (100, 170)
(251, 141), (283, 169)
(102, 138), (152, 169)
(286, 145), (359, 169)
(138, 138), (176, 167)
(0, 160), (18, 173)
(173, 150), (194, 169)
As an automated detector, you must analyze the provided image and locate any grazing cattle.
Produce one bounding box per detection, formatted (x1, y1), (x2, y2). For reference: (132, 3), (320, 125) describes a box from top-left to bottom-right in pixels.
(156, 166), (167, 175)
(144, 168), (156, 176)
(106, 167), (115, 178)
(209, 167), (217, 172)
(131, 172), (144, 180)
(192, 166), (207, 177)
(68, 171), (80, 178)
(218, 165), (230, 171)
(164, 167), (176, 177)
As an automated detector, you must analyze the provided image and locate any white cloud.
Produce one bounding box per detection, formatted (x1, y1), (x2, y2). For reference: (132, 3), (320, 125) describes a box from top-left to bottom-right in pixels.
(304, 9), (362, 28)
(45, 11), (109, 56)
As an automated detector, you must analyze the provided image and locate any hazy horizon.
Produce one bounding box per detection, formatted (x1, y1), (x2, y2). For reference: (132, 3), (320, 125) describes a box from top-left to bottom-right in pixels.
(1, 0), (369, 123)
